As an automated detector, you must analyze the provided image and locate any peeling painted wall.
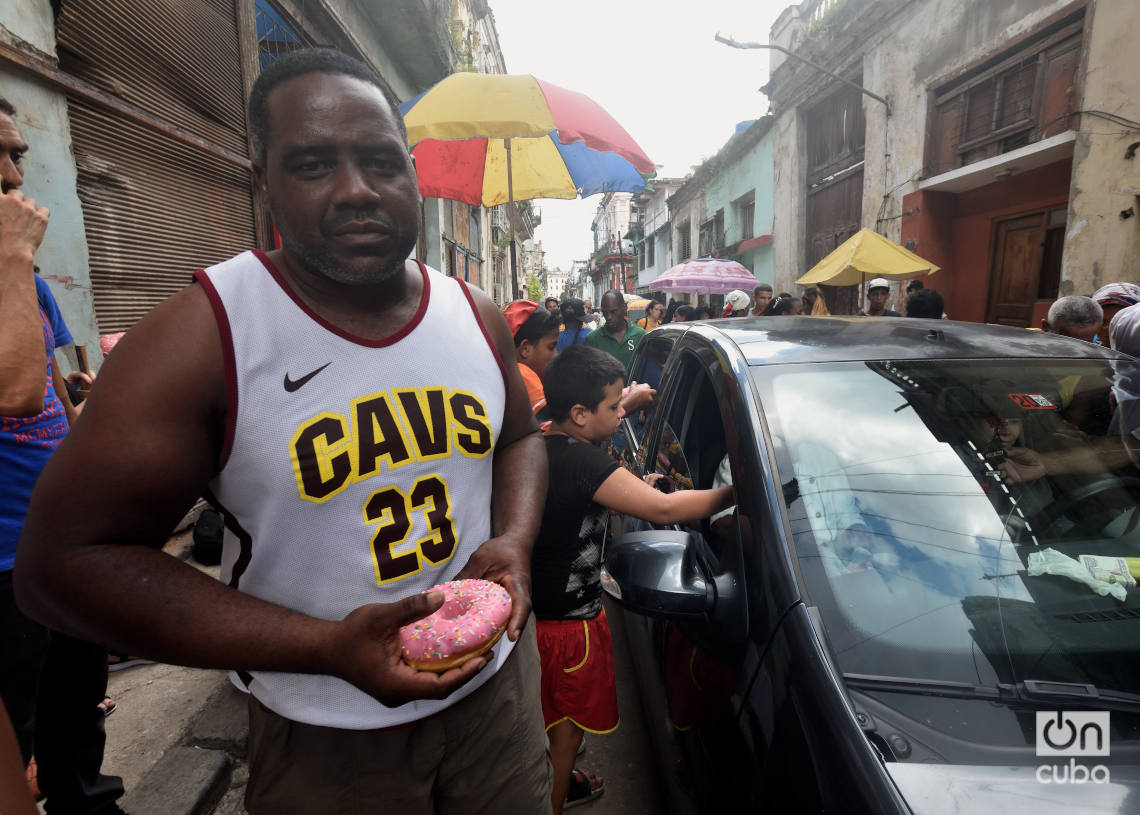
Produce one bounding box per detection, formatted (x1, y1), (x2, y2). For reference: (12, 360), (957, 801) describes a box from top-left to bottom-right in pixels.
(704, 126), (775, 285)
(859, 0), (1074, 248)
(1063, 0), (1140, 292)
(771, 108), (806, 292)
(0, 2), (99, 369)
(769, 0), (1091, 295)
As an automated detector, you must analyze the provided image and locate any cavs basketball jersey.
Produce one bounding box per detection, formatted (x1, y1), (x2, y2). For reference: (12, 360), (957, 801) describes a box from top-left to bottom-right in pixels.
(195, 250), (510, 729)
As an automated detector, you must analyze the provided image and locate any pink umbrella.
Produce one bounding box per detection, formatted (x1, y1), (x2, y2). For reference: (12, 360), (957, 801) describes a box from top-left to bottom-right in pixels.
(652, 258), (759, 295)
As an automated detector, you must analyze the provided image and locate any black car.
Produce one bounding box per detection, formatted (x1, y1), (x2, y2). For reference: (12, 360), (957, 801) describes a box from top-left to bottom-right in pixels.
(603, 316), (1140, 814)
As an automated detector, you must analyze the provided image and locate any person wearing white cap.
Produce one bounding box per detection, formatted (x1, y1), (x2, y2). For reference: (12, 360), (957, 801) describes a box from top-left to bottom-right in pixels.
(722, 289), (751, 317)
(862, 277), (900, 317)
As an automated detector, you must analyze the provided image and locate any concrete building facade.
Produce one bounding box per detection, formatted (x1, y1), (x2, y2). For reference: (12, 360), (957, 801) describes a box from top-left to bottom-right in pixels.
(0, 0), (496, 373)
(589, 192), (635, 294)
(767, 0), (1139, 322)
(658, 118), (775, 307)
(542, 267), (568, 302)
(632, 178), (684, 291)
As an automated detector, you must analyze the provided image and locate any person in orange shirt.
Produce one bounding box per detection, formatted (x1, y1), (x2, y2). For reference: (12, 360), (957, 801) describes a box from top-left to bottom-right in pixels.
(505, 300), (562, 431)
(506, 299), (658, 435)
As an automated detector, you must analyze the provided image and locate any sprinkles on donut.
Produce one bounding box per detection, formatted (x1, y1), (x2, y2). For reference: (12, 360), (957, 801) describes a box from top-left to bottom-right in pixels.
(400, 579), (512, 672)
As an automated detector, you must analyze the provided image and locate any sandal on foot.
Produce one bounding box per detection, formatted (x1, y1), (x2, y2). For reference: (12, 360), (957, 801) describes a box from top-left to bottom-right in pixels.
(98, 697), (117, 716)
(565, 768), (604, 809)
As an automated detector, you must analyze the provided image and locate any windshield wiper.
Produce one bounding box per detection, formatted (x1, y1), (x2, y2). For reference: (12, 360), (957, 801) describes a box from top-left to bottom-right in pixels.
(1018, 679), (1140, 712)
(844, 673), (1140, 712)
(843, 672), (1015, 702)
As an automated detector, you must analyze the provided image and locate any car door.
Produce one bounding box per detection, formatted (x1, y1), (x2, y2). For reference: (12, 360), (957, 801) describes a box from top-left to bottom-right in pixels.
(615, 332), (763, 812)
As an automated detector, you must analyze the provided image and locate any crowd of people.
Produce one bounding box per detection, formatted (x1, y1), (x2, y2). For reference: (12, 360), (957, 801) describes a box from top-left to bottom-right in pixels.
(2, 43), (1139, 815)
(553, 276), (949, 328)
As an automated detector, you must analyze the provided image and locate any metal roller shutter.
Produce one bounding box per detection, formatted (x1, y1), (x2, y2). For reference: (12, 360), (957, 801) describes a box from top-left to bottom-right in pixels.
(69, 99), (256, 331)
(56, 0), (257, 333)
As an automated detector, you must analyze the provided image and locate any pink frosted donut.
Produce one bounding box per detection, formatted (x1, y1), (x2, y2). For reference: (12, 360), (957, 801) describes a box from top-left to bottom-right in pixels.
(400, 579), (512, 672)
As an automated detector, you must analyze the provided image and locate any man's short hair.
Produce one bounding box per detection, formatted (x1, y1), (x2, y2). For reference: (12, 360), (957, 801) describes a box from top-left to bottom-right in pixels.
(543, 345), (625, 422)
(1047, 295), (1102, 328)
(0, 97), (16, 118)
(906, 289), (944, 319)
(753, 283), (773, 295)
(248, 48), (406, 162)
(906, 279), (924, 292)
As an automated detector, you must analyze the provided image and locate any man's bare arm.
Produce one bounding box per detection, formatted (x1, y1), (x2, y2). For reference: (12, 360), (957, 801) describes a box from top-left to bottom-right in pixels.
(0, 190), (50, 416)
(15, 283), (485, 705)
(456, 284), (546, 640)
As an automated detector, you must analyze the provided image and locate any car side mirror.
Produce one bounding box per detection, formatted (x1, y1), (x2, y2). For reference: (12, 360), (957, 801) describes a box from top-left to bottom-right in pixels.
(602, 530), (713, 618)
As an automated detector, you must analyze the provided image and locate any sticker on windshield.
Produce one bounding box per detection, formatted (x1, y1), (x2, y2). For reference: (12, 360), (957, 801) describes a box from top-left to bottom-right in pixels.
(1009, 393), (1055, 410)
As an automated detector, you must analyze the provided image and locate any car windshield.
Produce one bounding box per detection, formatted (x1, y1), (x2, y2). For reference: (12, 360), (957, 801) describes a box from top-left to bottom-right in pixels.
(759, 357), (1140, 697)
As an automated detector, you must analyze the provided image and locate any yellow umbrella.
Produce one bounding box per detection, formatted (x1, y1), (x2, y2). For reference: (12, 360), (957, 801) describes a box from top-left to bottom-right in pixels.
(796, 229), (939, 286)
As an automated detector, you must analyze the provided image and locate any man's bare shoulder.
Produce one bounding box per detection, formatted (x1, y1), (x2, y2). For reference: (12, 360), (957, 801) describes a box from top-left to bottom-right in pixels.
(86, 281), (226, 419)
(448, 279), (507, 330)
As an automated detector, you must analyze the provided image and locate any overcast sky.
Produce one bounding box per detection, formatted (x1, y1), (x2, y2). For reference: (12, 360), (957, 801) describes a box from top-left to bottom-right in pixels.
(488, 0), (790, 270)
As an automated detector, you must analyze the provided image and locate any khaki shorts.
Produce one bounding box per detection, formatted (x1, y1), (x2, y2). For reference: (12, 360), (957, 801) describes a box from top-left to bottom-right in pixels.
(245, 623), (553, 814)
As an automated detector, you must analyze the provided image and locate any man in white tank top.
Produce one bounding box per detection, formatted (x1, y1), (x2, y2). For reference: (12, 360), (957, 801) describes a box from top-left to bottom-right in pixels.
(16, 49), (553, 813)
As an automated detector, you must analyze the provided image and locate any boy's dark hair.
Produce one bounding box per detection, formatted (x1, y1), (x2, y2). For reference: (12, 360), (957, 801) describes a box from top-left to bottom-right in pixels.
(0, 97), (16, 118)
(675, 304), (696, 320)
(513, 307), (561, 348)
(249, 48), (406, 163)
(543, 345), (625, 422)
(906, 288), (944, 318)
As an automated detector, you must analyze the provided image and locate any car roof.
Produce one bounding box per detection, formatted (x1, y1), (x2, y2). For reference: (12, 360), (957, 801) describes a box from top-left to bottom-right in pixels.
(662, 316), (1120, 366)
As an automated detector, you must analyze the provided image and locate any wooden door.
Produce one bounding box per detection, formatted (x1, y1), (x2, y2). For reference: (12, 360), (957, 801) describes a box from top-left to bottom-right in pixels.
(807, 171), (863, 315)
(986, 212), (1048, 326)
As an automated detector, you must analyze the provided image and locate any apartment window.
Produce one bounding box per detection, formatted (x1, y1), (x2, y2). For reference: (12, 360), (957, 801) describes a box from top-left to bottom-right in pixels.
(699, 211), (723, 257)
(647, 233), (656, 267)
(678, 221), (691, 261)
(806, 82), (866, 182)
(699, 219), (713, 257)
(926, 14), (1084, 176)
(469, 208), (481, 252)
(255, 0), (309, 70)
(445, 242), (459, 277)
(739, 199), (755, 241)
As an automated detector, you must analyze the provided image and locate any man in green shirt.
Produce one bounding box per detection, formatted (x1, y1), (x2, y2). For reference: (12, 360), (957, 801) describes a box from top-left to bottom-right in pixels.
(584, 289), (646, 371)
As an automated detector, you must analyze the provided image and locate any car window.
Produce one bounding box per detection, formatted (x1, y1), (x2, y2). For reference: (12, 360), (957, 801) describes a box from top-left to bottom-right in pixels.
(652, 354), (736, 561)
(627, 334), (678, 439)
(756, 357), (1140, 700)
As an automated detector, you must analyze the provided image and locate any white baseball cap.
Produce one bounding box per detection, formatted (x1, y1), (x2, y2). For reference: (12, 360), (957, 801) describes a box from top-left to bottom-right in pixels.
(725, 290), (751, 311)
(867, 278), (890, 292)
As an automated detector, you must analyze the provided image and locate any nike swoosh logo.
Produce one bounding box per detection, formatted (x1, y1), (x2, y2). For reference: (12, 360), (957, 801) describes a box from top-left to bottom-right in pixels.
(283, 362), (331, 392)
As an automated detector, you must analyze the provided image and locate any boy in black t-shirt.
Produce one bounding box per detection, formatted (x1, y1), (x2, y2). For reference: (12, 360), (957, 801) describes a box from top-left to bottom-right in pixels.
(535, 345), (734, 813)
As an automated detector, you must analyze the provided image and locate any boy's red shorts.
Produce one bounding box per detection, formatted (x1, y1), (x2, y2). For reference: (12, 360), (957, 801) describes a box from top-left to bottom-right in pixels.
(535, 608), (619, 734)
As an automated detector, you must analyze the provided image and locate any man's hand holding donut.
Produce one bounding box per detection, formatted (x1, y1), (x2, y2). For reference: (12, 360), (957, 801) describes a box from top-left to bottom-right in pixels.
(326, 592), (487, 707)
(455, 535), (532, 642)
